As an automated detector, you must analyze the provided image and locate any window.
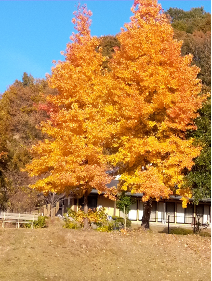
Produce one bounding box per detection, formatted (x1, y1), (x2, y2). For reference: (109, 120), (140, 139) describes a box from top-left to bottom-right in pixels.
(166, 202), (175, 223)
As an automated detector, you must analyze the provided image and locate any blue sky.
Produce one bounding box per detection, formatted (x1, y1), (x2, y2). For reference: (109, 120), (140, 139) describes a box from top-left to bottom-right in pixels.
(0, 0), (211, 94)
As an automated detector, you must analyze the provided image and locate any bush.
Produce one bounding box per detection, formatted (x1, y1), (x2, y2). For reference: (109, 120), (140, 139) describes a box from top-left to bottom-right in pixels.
(33, 216), (47, 228)
(63, 208), (132, 231)
(25, 215), (47, 228)
(63, 219), (79, 229)
(64, 207), (109, 229)
(112, 216), (131, 228)
(97, 222), (114, 232)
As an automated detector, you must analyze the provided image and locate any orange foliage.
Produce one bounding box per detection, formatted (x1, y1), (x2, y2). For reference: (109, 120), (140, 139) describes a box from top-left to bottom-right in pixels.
(25, 0), (206, 208)
(106, 0), (206, 207)
(25, 4), (115, 199)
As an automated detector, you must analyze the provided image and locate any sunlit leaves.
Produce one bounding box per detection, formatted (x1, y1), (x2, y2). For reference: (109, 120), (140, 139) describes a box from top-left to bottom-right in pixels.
(106, 0), (206, 207)
(25, 1), (206, 209)
(25, 4), (115, 199)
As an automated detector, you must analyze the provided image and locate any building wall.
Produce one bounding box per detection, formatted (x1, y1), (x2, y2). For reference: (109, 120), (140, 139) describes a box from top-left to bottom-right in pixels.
(128, 202), (137, 220)
(127, 198), (210, 225)
(65, 193), (211, 225)
(158, 202), (165, 222)
(176, 203), (184, 223)
(97, 195), (119, 217)
(138, 201), (143, 220)
(203, 205), (210, 224)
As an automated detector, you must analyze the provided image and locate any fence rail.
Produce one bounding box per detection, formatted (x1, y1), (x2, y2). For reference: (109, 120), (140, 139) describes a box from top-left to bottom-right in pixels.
(0, 212), (39, 228)
(165, 214), (210, 234)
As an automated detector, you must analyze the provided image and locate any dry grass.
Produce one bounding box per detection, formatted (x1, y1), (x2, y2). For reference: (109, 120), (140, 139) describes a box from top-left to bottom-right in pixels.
(0, 218), (210, 281)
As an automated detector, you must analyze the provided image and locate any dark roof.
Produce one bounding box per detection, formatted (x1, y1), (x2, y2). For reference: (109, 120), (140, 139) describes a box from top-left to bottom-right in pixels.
(90, 189), (211, 203)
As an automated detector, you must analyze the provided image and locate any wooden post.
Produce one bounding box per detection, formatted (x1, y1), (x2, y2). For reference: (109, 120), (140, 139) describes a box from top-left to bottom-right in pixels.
(156, 202), (158, 223)
(43, 205), (47, 216)
(168, 215), (170, 234)
(47, 204), (51, 217)
(17, 213), (20, 228)
(51, 207), (56, 218)
(56, 202), (59, 213)
(68, 197), (71, 207)
(193, 216), (196, 233)
(124, 205), (126, 231)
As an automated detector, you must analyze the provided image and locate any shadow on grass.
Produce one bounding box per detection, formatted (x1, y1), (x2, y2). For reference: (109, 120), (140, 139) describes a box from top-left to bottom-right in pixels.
(157, 226), (211, 237)
(158, 227), (193, 235)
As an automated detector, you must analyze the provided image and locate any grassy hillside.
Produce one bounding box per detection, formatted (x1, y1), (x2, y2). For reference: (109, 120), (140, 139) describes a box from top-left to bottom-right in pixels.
(0, 219), (210, 281)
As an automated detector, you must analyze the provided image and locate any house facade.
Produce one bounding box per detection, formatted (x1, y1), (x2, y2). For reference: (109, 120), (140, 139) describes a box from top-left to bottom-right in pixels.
(61, 189), (211, 226)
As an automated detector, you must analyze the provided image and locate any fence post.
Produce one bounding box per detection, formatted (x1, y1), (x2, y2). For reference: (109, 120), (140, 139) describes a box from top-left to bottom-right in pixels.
(51, 207), (56, 218)
(62, 205), (65, 216)
(43, 205), (47, 216)
(56, 202), (59, 214)
(168, 215), (170, 234)
(47, 204), (51, 217)
(193, 216), (196, 233)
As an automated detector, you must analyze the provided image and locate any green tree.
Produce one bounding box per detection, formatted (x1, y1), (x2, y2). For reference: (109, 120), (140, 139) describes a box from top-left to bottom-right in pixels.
(116, 192), (135, 230)
(116, 192), (135, 215)
(22, 72), (34, 87)
(185, 99), (211, 203)
(166, 7), (211, 203)
(98, 35), (120, 70)
(166, 7), (211, 34)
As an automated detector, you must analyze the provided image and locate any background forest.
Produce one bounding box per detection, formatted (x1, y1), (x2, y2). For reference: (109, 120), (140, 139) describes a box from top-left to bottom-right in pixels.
(0, 6), (210, 213)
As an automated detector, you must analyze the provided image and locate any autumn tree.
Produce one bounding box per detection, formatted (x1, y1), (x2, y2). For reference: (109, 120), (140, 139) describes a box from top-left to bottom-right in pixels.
(0, 74), (55, 211)
(106, 0), (206, 228)
(25, 5), (116, 228)
(25, 1), (206, 229)
(0, 151), (8, 210)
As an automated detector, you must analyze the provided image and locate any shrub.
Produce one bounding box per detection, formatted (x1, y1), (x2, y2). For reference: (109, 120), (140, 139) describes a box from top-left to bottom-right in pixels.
(63, 219), (79, 229)
(64, 207), (109, 229)
(112, 216), (131, 228)
(97, 222), (114, 232)
(25, 215), (47, 228)
(33, 216), (47, 228)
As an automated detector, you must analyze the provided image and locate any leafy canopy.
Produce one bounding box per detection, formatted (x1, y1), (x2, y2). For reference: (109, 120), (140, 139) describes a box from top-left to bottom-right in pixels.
(106, 0), (206, 207)
(25, 0), (206, 208)
(25, 4), (116, 200)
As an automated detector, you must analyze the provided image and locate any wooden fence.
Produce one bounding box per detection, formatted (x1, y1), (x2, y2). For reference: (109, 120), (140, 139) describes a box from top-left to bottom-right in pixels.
(37, 201), (60, 217)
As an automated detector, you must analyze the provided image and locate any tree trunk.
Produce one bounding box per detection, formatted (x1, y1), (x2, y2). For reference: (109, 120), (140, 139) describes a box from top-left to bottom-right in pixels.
(83, 190), (89, 229)
(141, 199), (152, 229)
